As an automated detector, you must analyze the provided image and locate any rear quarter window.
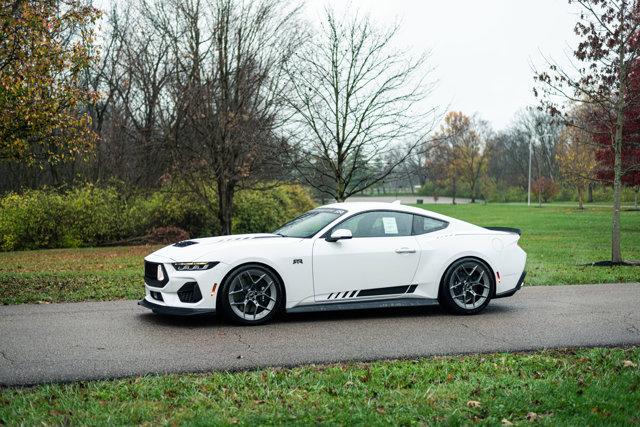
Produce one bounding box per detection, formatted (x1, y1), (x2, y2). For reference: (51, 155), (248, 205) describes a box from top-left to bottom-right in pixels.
(412, 215), (448, 235)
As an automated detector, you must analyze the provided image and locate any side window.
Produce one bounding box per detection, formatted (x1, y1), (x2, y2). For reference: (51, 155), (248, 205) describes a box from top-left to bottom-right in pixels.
(336, 211), (414, 238)
(412, 215), (448, 235)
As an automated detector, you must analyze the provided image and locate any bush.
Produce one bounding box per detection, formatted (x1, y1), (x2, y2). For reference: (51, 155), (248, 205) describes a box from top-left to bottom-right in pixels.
(143, 226), (190, 244)
(0, 182), (315, 251)
(0, 190), (67, 250)
(483, 184), (527, 203)
(418, 181), (473, 199)
(232, 184), (315, 234)
(532, 177), (560, 203)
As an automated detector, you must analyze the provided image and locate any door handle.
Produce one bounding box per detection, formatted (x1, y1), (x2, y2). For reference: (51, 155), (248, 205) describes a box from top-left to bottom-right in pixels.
(395, 247), (416, 254)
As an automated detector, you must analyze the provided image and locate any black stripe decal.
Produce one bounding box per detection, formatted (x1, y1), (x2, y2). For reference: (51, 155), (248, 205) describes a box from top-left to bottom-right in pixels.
(350, 290), (358, 298)
(357, 285), (410, 297)
(406, 284), (418, 293)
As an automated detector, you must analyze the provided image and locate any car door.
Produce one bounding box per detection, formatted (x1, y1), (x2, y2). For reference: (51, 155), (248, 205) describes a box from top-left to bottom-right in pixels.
(312, 210), (421, 301)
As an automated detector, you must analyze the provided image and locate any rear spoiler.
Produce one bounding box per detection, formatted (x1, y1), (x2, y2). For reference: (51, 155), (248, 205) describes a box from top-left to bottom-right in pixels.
(484, 226), (521, 236)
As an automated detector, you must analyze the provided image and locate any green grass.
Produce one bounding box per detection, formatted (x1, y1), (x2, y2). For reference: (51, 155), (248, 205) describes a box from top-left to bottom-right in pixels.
(0, 245), (159, 304)
(415, 203), (640, 286)
(1, 347), (638, 425)
(0, 203), (638, 304)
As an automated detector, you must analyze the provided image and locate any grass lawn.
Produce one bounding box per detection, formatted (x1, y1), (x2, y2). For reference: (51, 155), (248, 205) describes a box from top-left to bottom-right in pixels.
(1, 347), (638, 425)
(0, 245), (159, 305)
(0, 203), (638, 305)
(414, 203), (640, 286)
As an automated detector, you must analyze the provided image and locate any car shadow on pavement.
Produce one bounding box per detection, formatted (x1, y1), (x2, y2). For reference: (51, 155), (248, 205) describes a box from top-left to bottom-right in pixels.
(136, 302), (515, 328)
(282, 304), (448, 324)
(137, 312), (222, 328)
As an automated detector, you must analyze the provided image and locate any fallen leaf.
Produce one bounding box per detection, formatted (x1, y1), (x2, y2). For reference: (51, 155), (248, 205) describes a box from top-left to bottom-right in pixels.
(376, 407), (385, 414)
(467, 400), (481, 408)
(502, 419), (513, 426)
(446, 373), (453, 382)
(623, 360), (637, 368)
(527, 412), (538, 421)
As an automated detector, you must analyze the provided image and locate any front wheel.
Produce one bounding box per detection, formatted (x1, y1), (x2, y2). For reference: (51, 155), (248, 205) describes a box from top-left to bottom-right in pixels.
(219, 264), (283, 325)
(438, 257), (494, 315)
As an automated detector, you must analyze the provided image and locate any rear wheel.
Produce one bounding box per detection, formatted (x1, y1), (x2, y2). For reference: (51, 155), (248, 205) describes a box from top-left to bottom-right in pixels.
(439, 258), (494, 315)
(219, 264), (283, 325)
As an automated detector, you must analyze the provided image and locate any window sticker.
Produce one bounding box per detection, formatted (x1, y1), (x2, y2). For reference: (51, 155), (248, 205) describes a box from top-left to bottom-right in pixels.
(382, 217), (399, 234)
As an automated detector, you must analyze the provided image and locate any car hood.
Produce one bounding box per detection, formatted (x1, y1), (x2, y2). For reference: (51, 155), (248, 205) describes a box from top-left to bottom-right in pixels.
(147, 233), (302, 262)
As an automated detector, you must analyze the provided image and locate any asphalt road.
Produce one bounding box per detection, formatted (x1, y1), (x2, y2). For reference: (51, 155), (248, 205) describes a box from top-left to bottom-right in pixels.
(1, 283), (639, 386)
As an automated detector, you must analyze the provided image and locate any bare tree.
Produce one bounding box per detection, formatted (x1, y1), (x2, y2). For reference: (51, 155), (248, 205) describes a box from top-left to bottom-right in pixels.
(83, 1), (175, 187)
(284, 8), (436, 201)
(383, 142), (430, 194)
(93, 0), (301, 234)
(516, 108), (562, 182)
(486, 108), (562, 198)
(174, 0), (302, 234)
(534, 0), (640, 263)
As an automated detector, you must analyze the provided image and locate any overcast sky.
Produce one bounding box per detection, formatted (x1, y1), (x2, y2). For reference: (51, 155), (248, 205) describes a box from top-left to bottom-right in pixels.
(305, 0), (580, 131)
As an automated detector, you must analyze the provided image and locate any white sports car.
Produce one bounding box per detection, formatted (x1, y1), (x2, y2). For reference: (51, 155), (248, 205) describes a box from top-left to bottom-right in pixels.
(139, 202), (526, 325)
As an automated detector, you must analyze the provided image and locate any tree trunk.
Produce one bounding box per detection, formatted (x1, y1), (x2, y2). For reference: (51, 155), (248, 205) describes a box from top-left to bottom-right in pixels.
(635, 186), (639, 210)
(217, 178), (235, 236)
(470, 182), (476, 203)
(588, 182), (594, 203)
(451, 177), (457, 205)
(610, 35), (627, 264)
(335, 173), (346, 202)
(611, 108), (624, 263)
(577, 186), (584, 210)
(537, 183), (542, 207)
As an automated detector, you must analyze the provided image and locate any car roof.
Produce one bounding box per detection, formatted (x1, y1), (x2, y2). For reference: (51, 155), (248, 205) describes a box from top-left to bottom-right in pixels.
(318, 201), (455, 223)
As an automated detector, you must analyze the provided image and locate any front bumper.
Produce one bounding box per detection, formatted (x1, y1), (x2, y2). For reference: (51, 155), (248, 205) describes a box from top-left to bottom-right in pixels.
(138, 298), (216, 316)
(140, 256), (232, 315)
(494, 271), (526, 298)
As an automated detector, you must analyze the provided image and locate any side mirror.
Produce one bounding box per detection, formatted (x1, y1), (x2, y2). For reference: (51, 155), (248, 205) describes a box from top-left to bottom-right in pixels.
(326, 229), (353, 242)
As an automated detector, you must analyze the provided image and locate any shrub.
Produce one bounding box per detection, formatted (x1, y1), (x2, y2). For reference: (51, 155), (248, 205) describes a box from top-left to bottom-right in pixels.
(0, 190), (67, 250)
(232, 184), (315, 234)
(418, 181), (474, 200)
(532, 177), (560, 203)
(144, 226), (190, 244)
(63, 185), (129, 246)
(0, 182), (315, 251)
(484, 185), (527, 203)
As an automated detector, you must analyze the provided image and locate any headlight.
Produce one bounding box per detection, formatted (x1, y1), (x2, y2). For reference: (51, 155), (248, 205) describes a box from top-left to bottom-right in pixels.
(172, 262), (219, 271)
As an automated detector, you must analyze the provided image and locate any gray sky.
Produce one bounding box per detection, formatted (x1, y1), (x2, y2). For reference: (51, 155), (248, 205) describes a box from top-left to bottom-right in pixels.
(305, 0), (580, 130)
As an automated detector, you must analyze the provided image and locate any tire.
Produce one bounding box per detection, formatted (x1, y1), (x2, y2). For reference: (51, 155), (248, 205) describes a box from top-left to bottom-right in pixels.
(219, 264), (283, 325)
(438, 257), (495, 315)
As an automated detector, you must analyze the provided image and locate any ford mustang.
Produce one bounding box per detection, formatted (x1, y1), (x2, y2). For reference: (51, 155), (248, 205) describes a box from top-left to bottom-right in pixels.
(138, 202), (526, 325)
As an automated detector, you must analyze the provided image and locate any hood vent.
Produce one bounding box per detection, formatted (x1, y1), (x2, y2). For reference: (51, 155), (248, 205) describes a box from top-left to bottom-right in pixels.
(174, 240), (198, 247)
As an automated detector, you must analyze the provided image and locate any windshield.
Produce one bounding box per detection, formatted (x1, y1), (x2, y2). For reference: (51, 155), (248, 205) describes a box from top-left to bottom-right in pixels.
(273, 208), (346, 238)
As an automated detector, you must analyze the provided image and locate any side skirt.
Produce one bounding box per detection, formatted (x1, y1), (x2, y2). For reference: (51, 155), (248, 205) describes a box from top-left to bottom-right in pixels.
(286, 297), (439, 314)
